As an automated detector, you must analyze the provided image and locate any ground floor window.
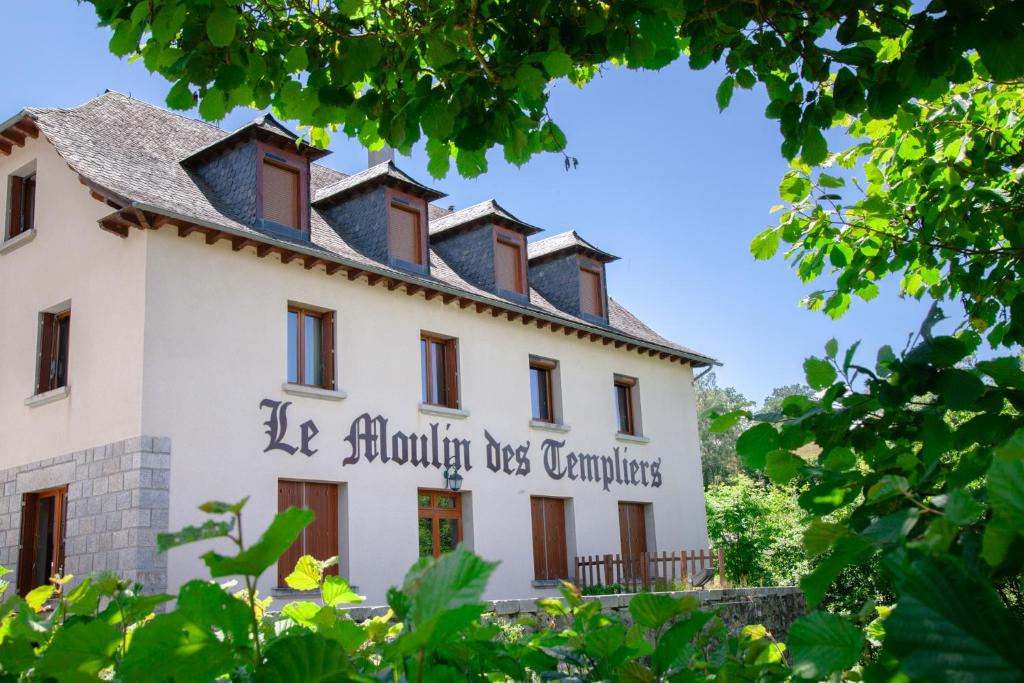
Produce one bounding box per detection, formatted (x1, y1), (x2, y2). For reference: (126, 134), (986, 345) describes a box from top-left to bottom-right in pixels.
(17, 486), (67, 595)
(530, 496), (569, 580)
(277, 480), (339, 586)
(417, 489), (462, 559)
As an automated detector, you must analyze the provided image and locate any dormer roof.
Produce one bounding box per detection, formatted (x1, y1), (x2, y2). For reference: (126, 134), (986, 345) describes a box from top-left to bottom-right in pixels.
(527, 230), (619, 264)
(313, 160), (446, 207)
(181, 113), (331, 165)
(429, 199), (543, 238)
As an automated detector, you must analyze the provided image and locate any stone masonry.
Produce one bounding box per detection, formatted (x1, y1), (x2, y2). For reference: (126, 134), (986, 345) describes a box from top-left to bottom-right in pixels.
(0, 435), (171, 594)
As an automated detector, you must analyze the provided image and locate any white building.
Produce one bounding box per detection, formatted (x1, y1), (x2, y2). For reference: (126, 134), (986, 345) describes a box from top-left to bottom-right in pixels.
(0, 92), (714, 603)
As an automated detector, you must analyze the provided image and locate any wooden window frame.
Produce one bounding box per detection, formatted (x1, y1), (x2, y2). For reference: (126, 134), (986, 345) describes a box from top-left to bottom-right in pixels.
(36, 309), (70, 396)
(386, 188), (428, 267)
(6, 172), (35, 240)
(421, 333), (459, 409)
(614, 375), (637, 436)
(277, 480), (340, 587)
(17, 485), (67, 596)
(530, 496), (569, 581)
(255, 142), (310, 233)
(578, 256), (606, 318)
(287, 306), (335, 390)
(417, 489), (463, 559)
(493, 227), (528, 294)
(529, 356), (557, 423)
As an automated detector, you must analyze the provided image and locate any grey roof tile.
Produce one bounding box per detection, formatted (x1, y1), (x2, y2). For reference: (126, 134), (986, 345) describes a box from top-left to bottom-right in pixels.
(527, 230), (619, 263)
(14, 91), (712, 365)
(429, 199), (543, 237)
(313, 160), (445, 204)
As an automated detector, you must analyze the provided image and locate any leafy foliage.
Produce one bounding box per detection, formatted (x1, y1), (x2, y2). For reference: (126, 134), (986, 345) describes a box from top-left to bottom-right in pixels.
(85, 0), (1023, 176)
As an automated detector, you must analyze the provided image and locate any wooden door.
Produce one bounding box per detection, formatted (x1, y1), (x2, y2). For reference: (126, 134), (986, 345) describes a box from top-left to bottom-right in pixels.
(16, 487), (67, 596)
(618, 502), (647, 579)
(277, 481), (304, 586)
(305, 482), (339, 577)
(531, 497), (567, 580)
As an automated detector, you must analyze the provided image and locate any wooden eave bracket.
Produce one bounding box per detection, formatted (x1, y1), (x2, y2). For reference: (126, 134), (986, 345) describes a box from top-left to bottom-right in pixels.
(0, 117), (39, 156)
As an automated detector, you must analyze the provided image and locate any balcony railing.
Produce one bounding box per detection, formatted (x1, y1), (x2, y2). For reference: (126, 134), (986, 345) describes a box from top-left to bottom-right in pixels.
(574, 548), (726, 593)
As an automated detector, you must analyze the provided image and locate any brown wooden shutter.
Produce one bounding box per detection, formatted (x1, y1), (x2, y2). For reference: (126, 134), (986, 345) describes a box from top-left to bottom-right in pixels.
(23, 176), (35, 234)
(321, 311), (335, 390)
(36, 313), (54, 395)
(580, 267), (603, 317)
(444, 339), (459, 408)
(389, 204), (421, 264)
(618, 502), (647, 560)
(277, 481), (304, 586)
(16, 493), (38, 596)
(546, 498), (568, 579)
(530, 498), (547, 579)
(8, 175), (23, 238)
(262, 161), (299, 228)
(305, 483), (339, 576)
(495, 239), (523, 292)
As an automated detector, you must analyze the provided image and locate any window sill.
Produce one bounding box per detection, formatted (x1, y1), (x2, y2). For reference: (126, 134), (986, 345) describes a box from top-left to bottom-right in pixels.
(25, 385), (69, 408)
(531, 579), (568, 589)
(418, 403), (470, 419)
(529, 420), (571, 434)
(616, 432), (650, 445)
(272, 584), (359, 598)
(282, 383), (347, 401)
(0, 229), (36, 254)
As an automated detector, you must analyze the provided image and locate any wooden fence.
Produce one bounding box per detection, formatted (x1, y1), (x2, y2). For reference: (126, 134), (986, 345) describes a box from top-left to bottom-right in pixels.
(573, 549), (725, 592)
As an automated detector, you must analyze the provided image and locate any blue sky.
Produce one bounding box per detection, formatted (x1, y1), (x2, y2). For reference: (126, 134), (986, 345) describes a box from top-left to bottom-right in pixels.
(3, 3), (941, 404)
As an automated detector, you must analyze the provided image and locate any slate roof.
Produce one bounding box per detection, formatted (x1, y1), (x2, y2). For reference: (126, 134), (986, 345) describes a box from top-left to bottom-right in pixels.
(429, 199), (543, 237)
(7, 91), (713, 366)
(182, 112), (329, 165)
(528, 230), (619, 263)
(313, 160), (446, 205)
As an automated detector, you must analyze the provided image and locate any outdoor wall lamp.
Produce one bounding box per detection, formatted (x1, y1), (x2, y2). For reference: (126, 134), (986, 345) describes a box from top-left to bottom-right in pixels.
(443, 465), (464, 492)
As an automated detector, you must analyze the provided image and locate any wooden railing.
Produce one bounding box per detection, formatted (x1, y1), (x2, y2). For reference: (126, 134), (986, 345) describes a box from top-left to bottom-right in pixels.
(574, 549), (725, 592)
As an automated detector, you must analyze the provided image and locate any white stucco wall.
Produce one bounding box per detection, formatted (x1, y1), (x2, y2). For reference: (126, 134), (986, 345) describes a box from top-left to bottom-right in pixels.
(140, 227), (709, 603)
(0, 136), (147, 468)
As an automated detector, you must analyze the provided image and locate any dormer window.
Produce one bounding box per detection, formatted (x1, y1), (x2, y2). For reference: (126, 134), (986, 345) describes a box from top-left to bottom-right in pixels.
(387, 191), (427, 267)
(262, 158), (300, 229)
(494, 228), (527, 294)
(579, 259), (605, 318)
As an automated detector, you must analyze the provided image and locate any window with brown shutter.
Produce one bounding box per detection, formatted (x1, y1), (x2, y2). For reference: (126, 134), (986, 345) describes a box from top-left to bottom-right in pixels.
(287, 306), (335, 389)
(418, 489), (463, 558)
(494, 232), (525, 293)
(614, 375), (638, 436)
(262, 160), (300, 229)
(6, 173), (35, 240)
(389, 201), (422, 265)
(529, 357), (557, 423)
(36, 310), (70, 396)
(579, 263), (604, 317)
(277, 480), (340, 586)
(531, 497), (568, 580)
(17, 486), (67, 596)
(421, 333), (459, 408)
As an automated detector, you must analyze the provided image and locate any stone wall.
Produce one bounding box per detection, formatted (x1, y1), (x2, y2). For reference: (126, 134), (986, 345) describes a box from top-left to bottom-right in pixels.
(0, 435), (171, 594)
(342, 586), (805, 641)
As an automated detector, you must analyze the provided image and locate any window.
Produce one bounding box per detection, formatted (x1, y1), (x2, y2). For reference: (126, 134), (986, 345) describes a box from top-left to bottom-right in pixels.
(418, 489), (462, 558)
(17, 486), (67, 596)
(494, 231), (526, 294)
(614, 375), (638, 436)
(287, 307), (335, 389)
(6, 172), (35, 240)
(262, 159), (300, 229)
(530, 497), (568, 580)
(421, 333), (459, 408)
(277, 480), (340, 586)
(579, 262), (605, 318)
(529, 357), (557, 423)
(36, 310), (70, 395)
(389, 200), (423, 265)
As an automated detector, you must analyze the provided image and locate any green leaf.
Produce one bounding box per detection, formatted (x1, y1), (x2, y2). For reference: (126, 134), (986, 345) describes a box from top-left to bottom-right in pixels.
(285, 46), (309, 73)
(987, 458), (1024, 533)
(198, 88), (227, 121)
(825, 338), (838, 358)
(629, 593), (693, 629)
(800, 535), (873, 606)
(256, 632), (354, 683)
(803, 357), (836, 390)
(206, 3), (237, 48)
(322, 575), (364, 606)
(765, 450), (804, 484)
(542, 51), (573, 78)
(801, 128), (828, 165)
(709, 409), (746, 433)
(897, 133), (926, 160)
(652, 611), (715, 673)
(832, 67), (865, 113)
(779, 172), (811, 201)
(157, 519), (233, 553)
(36, 619), (122, 680)
(867, 475), (910, 503)
(25, 585), (54, 611)
(939, 490), (985, 526)
(803, 520), (847, 557)
(202, 507), (314, 578)
(285, 555), (322, 591)
(735, 423), (779, 470)
(401, 546), (498, 627)
(994, 428), (1024, 461)
(937, 369), (985, 410)
(121, 613), (236, 682)
(886, 557), (1024, 681)
(750, 228), (780, 260)
(715, 76), (735, 111)
(822, 447), (856, 471)
(515, 65), (546, 101)
(787, 611), (864, 678)
(109, 21), (143, 57)
(166, 80), (195, 111)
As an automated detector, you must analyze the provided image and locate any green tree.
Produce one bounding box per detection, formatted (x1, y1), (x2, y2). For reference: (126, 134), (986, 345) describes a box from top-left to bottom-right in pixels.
(760, 383), (815, 415)
(694, 372), (752, 486)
